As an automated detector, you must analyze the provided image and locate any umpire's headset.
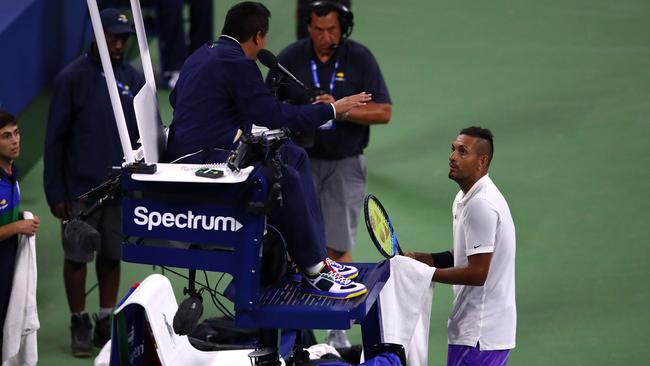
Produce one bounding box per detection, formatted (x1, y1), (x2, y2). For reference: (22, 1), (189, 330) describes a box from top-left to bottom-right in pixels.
(307, 1), (355, 41)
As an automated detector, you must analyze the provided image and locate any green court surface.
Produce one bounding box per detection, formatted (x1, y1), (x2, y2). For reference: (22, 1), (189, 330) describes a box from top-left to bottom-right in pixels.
(14, 0), (650, 364)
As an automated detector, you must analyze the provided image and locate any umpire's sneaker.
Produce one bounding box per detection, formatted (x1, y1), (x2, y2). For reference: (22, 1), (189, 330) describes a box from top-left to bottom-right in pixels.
(325, 258), (359, 279)
(303, 261), (367, 299)
(70, 313), (93, 357)
(93, 313), (112, 348)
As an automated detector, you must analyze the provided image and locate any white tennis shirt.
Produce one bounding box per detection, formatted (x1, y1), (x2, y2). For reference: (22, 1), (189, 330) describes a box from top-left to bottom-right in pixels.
(448, 174), (516, 350)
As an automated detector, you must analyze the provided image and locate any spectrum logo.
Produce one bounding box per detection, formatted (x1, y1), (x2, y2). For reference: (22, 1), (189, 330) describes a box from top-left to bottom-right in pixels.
(133, 206), (243, 232)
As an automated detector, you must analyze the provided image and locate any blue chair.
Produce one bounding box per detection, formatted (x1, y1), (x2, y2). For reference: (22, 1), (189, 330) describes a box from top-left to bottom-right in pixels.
(120, 164), (390, 354)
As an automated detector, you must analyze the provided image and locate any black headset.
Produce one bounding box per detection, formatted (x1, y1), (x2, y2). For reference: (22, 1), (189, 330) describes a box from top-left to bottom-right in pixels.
(307, 1), (354, 41)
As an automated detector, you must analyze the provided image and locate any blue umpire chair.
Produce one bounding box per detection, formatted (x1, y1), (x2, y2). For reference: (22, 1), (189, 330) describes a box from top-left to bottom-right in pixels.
(119, 148), (390, 357)
(85, 1), (394, 363)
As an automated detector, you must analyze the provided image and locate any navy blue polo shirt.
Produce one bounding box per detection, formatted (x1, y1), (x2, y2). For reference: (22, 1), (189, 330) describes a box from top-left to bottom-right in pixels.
(44, 51), (144, 206)
(0, 165), (20, 337)
(270, 38), (391, 160)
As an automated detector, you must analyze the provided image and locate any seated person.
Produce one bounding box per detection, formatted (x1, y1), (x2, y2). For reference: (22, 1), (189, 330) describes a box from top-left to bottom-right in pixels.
(164, 1), (371, 299)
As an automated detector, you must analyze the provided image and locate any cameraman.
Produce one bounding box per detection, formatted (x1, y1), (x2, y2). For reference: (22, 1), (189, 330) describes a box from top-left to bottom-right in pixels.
(268, 1), (391, 265)
(164, 2), (370, 300)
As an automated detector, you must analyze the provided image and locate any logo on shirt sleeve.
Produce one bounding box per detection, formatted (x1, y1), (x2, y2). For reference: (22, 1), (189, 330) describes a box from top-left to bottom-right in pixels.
(0, 199), (7, 210)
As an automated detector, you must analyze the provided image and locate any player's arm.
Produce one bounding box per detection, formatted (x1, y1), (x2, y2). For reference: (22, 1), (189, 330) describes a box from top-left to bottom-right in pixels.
(432, 252), (492, 286)
(406, 250), (492, 285)
(405, 250), (454, 268)
(435, 199), (498, 286)
(404, 251), (434, 266)
(413, 198), (498, 286)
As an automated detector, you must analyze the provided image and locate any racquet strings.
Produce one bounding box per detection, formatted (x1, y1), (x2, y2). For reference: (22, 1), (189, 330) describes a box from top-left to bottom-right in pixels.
(368, 198), (395, 257)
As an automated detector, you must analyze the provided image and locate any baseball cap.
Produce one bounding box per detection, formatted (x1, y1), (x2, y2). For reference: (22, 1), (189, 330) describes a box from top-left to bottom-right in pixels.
(99, 8), (135, 35)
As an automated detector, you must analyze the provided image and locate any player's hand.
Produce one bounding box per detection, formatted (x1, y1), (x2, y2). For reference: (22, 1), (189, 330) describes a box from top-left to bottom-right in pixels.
(313, 93), (335, 104)
(332, 92), (372, 118)
(13, 218), (40, 236)
(404, 251), (434, 266)
(50, 201), (72, 220)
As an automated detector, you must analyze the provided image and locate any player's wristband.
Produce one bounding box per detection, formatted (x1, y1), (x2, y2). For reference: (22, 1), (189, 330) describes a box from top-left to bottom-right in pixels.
(431, 251), (453, 268)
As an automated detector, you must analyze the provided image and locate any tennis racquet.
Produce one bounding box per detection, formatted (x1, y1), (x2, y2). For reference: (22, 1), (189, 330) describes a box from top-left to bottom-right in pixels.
(363, 194), (403, 259)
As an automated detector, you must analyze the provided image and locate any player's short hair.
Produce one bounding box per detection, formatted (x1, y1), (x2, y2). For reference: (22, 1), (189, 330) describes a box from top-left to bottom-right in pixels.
(221, 1), (271, 43)
(460, 126), (494, 165)
(0, 109), (18, 130)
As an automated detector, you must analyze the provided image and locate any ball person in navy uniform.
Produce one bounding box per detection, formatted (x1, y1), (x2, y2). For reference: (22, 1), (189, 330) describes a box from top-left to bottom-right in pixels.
(0, 110), (40, 360)
(43, 9), (144, 357)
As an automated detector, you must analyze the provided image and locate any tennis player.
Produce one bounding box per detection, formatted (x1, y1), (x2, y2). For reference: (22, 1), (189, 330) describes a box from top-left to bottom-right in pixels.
(406, 126), (516, 366)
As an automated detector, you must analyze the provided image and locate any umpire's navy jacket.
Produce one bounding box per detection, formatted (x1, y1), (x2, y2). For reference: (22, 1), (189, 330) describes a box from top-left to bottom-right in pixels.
(164, 35), (335, 162)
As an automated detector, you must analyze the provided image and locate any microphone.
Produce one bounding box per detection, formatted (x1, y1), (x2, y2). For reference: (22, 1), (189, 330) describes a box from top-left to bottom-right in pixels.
(63, 218), (100, 262)
(173, 294), (204, 335)
(258, 49), (307, 89)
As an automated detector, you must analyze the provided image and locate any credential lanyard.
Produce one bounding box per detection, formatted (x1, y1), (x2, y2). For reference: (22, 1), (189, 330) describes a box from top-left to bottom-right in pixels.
(310, 59), (339, 95)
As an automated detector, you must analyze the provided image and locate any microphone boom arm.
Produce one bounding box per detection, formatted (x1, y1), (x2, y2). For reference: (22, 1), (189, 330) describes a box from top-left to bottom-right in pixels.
(277, 63), (307, 89)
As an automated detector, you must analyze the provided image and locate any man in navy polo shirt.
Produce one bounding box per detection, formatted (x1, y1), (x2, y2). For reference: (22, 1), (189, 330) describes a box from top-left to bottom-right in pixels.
(268, 1), (391, 347)
(268, 1), (392, 265)
(43, 8), (144, 357)
(0, 110), (40, 359)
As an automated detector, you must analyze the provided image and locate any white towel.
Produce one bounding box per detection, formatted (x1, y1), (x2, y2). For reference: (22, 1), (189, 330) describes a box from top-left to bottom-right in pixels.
(378, 255), (436, 366)
(2, 212), (39, 366)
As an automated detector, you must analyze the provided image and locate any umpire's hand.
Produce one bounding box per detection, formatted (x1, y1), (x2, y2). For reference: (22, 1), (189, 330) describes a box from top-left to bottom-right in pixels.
(331, 92), (372, 118)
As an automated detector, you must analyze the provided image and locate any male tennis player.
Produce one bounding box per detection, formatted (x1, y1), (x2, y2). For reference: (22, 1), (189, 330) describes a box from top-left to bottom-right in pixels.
(406, 126), (516, 366)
